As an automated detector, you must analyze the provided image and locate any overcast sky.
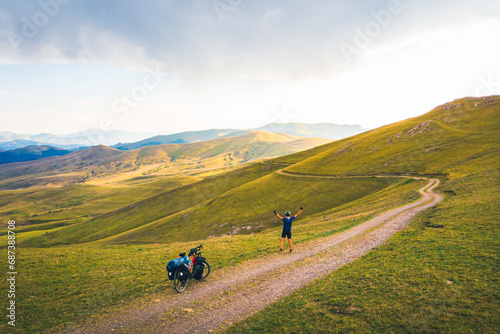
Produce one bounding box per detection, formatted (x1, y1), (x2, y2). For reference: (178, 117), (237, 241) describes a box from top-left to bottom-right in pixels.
(1, 0), (499, 134)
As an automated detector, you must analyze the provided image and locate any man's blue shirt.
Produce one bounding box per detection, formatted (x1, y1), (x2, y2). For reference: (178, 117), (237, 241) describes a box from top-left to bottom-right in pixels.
(282, 216), (295, 231)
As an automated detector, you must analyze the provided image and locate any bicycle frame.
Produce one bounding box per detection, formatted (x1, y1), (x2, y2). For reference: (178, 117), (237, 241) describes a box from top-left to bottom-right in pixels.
(189, 253), (196, 273)
(188, 245), (202, 274)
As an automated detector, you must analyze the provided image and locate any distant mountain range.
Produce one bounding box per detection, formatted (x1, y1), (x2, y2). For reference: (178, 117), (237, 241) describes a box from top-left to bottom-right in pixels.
(0, 131), (331, 189)
(112, 123), (367, 150)
(0, 123), (367, 165)
(0, 130), (162, 150)
(1, 123), (366, 151)
(112, 129), (238, 150)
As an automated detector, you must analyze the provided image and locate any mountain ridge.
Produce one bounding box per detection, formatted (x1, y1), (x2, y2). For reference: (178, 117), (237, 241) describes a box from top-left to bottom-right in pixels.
(113, 123), (368, 150)
(1, 122), (367, 151)
(0, 129), (163, 150)
(0, 131), (330, 189)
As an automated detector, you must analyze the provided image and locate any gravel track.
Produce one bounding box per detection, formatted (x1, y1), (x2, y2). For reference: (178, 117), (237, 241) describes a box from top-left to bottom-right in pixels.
(62, 176), (442, 334)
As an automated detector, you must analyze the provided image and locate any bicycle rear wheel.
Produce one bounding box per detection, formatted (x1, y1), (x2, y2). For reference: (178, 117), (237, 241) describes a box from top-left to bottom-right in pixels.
(174, 270), (188, 292)
(199, 260), (211, 280)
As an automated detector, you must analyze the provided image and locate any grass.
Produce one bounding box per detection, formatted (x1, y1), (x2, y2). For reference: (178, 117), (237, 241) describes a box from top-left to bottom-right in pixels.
(19, 162), (283, 247)
(110, 173), (402, 243)
(225, 168), (499, 333)
(0, 174), (199, 236)
(0, 173), (425, 333)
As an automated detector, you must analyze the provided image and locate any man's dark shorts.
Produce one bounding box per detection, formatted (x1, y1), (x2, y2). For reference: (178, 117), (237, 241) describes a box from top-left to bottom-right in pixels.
(281, 229), (292, 239)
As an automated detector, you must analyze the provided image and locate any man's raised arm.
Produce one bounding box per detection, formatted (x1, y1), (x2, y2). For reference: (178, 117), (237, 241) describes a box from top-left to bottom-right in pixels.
(294, 207), (303, 218)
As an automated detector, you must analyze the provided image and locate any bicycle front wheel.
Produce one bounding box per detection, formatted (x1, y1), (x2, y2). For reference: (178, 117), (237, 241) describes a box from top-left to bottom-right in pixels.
(174, 270), (188, 292)
(199, 260), (211, 280)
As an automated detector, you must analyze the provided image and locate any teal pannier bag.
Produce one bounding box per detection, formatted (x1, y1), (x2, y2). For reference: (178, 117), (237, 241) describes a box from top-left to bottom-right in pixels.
(167, 256), (189, 280)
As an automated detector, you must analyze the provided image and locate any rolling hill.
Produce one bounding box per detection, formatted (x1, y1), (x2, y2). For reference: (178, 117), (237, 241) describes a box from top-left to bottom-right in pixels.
(225, 96), (500, 333)
(265, 96), (498, 176)
(112, 128), (238, 150)
(107, 96), (500, 243)
(105, 97), (497, 244)
(0, 145), (73, 164)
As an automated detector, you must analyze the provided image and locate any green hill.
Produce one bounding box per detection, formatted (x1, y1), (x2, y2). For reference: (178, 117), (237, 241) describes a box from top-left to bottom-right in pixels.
(272, 96), (499, 177)
(20, 163), (283, 246)
(0, 145), (122, 180)
(225, 96), (500, 333)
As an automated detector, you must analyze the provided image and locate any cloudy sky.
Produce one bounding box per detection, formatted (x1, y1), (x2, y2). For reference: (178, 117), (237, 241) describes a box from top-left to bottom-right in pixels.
(1, 0), (499, 135)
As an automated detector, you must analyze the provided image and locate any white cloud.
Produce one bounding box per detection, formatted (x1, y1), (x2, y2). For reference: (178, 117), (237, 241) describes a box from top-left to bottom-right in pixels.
(1, 1), (499, 134)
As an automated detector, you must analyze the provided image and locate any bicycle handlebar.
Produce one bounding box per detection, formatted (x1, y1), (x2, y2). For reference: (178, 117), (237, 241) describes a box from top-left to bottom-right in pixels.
(188, 245), (203, 257)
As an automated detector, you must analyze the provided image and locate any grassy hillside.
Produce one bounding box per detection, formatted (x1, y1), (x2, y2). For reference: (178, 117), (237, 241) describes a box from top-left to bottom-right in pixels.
(111, 173), (401, 243)
(223, 96), (500, 333)
(274, 96), (499, 177)
(0, 145), (122, 184)
(2, 173), (426, 333)
(227, 142), (499, 334)
(0, 174), (199, 231)
(19, 162), (284, 247)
